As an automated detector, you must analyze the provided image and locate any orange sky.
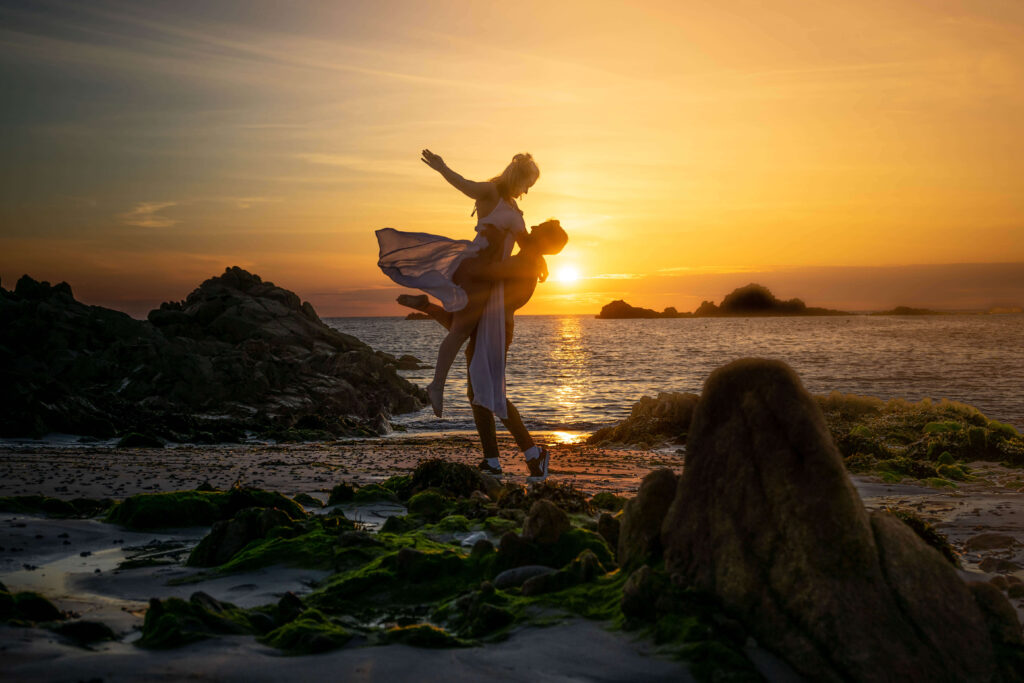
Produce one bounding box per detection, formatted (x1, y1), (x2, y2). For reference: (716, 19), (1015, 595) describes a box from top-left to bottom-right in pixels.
(1, 0), (1023, 316)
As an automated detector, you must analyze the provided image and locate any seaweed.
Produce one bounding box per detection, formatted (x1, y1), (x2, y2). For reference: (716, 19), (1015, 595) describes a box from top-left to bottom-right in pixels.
(106, 485), (305, 529)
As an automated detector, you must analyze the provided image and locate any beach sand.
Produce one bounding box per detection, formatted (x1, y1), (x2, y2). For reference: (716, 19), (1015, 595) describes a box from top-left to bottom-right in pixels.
(1, 436), (1022, 681)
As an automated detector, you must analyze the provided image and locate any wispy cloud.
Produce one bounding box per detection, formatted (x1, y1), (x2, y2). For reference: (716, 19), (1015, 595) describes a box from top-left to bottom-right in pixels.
(590, 273), (643, 280)
(120, 201), (177, 228)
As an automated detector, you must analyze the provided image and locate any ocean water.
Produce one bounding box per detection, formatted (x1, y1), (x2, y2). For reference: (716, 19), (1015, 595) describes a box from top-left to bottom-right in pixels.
(325, 314), (1024, 434)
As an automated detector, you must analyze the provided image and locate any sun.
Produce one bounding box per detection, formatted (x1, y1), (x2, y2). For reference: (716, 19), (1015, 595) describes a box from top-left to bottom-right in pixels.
(552, 265), (581, 283)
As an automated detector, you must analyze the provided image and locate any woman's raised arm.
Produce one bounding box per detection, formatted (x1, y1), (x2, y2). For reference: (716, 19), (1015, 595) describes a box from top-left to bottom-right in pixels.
(421, 149), (495, 202)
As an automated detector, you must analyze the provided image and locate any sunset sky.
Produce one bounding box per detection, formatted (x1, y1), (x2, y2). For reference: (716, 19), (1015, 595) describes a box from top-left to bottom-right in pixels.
(2, 0), (1023, 316)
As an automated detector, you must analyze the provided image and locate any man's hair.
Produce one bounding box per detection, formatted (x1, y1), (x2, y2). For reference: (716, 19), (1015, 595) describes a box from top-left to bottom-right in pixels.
(533, 219), (567, 254)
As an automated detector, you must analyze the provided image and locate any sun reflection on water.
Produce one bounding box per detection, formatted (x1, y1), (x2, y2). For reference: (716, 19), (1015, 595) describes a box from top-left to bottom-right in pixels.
(549, 430), (586, 445)
(551, 317), (587, 422)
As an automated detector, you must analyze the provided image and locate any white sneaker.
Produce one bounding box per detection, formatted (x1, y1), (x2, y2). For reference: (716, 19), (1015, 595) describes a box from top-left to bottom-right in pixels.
(526, 447), (549, 481)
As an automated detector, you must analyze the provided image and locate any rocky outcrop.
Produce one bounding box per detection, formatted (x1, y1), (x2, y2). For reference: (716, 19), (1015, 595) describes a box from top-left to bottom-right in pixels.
(0, 268), (426, 439)
(596, 283), (849, 319)
(659, 358), (1018, 682)
(596, 300), (676, 319)
(587, 392), (698, 446)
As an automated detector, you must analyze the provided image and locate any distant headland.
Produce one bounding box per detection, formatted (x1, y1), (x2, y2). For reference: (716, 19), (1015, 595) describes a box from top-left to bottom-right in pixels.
(597, 283), (850, 318)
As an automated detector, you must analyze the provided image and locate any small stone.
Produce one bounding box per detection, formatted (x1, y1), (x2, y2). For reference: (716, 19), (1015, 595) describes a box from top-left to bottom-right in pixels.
(966, 533), (1018, 551)
(493, 565), (556, 590)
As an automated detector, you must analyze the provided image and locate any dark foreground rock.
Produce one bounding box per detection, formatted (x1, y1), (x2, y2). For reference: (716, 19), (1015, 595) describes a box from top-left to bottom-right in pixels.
(0, 268), (425, 440)
(659, 358), (1019, 682)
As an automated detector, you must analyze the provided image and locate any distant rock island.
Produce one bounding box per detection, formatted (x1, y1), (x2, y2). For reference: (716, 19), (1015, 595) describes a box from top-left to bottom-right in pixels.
(405, 312), (431, 320)
(0, 267), (426, 442)
(869, 306), (945, 316)
(597, 283), (850, 318)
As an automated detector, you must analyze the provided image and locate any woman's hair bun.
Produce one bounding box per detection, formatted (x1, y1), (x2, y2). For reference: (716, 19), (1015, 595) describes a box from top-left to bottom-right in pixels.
(513, 153), (533, 164)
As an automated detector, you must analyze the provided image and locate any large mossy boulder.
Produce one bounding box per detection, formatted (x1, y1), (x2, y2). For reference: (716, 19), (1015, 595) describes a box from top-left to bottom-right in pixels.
(0, 268), (425, 440)
(660, 358), (1019, 682)
(106, 486), (305, 530)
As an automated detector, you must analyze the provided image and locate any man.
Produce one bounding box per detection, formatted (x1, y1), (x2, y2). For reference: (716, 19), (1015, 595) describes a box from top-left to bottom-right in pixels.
(398, 219), (568, 480)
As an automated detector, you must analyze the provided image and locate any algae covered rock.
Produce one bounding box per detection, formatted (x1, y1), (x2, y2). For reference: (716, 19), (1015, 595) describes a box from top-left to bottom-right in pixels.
(106, 486), (305, 530)
(660, 357), (1008, 682)
(497, 480), (591, 514)
(521, 500), (570, 545)
(407, 490), (451, 522)
(588, 392), (699, 446)
(408, 459), (483, 499)
(327, 483), (355, 505)
(259, 609), (351, 654)
(138, 592), (260, 648)
(617, 468), (677, 569)
(2, 591), (63, 623)
(188, 507), (298, 567)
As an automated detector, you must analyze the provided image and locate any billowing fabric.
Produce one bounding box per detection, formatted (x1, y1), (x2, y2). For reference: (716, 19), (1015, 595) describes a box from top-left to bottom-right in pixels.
(376, 228), (480, 312)
(375, 199), (526, 419)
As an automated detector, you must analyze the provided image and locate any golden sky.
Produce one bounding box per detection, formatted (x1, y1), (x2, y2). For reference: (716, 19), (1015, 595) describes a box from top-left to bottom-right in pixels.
(1, 0), (1023, 315)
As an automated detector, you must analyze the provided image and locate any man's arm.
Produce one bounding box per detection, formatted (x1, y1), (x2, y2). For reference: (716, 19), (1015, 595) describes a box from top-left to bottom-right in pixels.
(473, 254), (537, 282)
(421, 149), (495, 202)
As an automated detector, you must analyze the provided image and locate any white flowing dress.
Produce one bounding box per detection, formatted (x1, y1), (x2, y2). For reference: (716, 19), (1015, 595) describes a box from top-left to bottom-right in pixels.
(376, 200), (526, 419)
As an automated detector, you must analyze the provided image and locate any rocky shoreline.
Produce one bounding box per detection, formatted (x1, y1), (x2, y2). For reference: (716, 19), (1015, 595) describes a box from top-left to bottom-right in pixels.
(0, 267), (426, 443)
(2, 359), (1023, 681)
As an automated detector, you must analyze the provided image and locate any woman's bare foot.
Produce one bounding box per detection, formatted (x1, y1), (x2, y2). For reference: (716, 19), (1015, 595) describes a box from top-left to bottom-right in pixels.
(426, 381), (444, 417)
(397, 294), (429, 311)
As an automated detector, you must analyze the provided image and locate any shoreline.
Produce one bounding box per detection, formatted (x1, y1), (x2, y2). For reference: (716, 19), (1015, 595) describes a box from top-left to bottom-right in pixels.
(2, 433), (1022, 680)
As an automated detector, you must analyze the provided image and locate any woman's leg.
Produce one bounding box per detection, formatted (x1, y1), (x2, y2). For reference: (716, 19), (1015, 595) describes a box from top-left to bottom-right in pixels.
(397, 295), (452, 329)
(426, 290), (487, 417)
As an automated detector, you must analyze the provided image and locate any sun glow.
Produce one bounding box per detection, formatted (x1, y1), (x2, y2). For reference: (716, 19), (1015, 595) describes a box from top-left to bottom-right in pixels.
(552, 265), (581, 284)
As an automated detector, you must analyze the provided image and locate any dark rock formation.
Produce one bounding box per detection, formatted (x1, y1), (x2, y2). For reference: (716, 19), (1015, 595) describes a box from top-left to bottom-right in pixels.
(0, 268), (426, 440)
(617, 469), (677, 569)
(587, 392), (698, 446)
(596, 300), (669, 319)
(521, 500), (570, 545)
(870, 305), (944, 316)
(188, 507), (297, 567)
(596, 283), (848, 319)
(660, 358), (1017, 682)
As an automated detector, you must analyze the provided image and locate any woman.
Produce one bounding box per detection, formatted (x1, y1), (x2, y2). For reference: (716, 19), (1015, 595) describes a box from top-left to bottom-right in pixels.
(376, 150), (540, 420)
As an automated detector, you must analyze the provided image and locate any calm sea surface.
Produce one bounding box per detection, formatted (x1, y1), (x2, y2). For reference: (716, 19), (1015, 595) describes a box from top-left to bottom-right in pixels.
(325, 315), (1024, 434)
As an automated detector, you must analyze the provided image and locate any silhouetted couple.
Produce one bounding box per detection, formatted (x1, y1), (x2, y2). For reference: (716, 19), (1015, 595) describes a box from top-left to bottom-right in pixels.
(376, 151), (567, 479)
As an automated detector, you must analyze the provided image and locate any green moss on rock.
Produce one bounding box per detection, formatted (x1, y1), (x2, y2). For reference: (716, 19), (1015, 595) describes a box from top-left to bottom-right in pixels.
(258, 609), (351, 654)
(106, 486), (305, 529)
(3, 591), (64, 623)
(138, 593), (260, 649)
